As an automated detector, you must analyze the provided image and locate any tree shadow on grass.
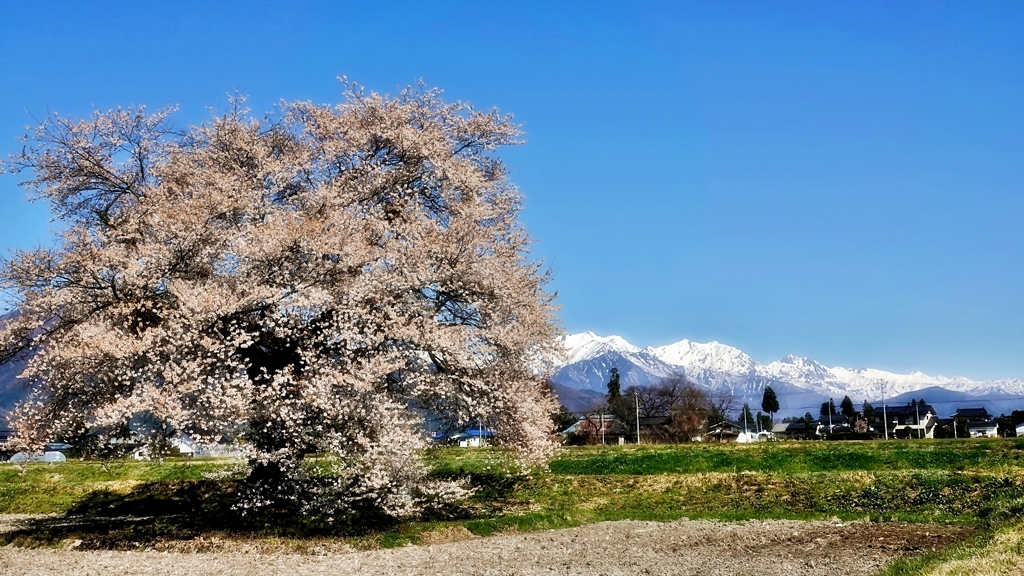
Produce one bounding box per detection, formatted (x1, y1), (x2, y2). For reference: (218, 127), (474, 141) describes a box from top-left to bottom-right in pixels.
(0, 480), (394, 550)
(0, 472), (524, 550)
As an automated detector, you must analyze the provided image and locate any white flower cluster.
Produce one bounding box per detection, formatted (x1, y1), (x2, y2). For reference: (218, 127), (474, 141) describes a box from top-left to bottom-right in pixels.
(0, 82), (561, 517)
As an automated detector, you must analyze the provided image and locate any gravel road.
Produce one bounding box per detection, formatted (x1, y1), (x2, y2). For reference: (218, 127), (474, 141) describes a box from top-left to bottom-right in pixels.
(0, 516), (966, 576)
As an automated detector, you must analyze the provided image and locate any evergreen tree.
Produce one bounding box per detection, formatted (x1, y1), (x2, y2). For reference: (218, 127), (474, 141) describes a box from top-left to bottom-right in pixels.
(820, 398), (837, 417)
(862, 401), (875, 423)
(607, 367), (621, 400)
(740, 403), (756, 429)
(551, 405), (579, 433)
(760, 386), (780, 423)
(840, 395), (856, 419)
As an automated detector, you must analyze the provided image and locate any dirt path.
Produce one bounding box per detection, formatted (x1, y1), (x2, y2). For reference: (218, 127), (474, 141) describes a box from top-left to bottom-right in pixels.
(0, 517), (966, 576)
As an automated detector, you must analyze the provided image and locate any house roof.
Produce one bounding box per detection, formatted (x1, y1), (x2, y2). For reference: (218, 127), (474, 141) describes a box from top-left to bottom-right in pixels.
(952, 407), (991, 419)
(881, 403), (936, 417)
(965, 420), (998, 429)
(708, 420), (745, 433)
(814, 414), (851, 425)
(772, 422), (807, 433)
(450, 429), (494, 439)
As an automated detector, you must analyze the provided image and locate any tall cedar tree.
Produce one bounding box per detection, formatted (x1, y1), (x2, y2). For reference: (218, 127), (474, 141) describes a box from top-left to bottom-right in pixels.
(0, 83), (561, 518)
(840, 395), (856, 418)
(760, 386), (780, 422)
(862, 401), (875, 422)
(607, 367), (621, 399)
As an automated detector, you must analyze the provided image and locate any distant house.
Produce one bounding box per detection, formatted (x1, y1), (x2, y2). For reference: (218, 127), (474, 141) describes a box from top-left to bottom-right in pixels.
(814, 414), (852, 435)
(952, 407), (992, 421)
(707, 420), (746, 442)
(450, 428), (494, 448)
(631, 416), (679, 443)
(561, 414), (626, 444)
(1016, 422), (1024, 438)
(966, 420), (999, 438)
(772, 421), (812, 440)
(952, 407), (998, 438)
(870, 401), (939, 438)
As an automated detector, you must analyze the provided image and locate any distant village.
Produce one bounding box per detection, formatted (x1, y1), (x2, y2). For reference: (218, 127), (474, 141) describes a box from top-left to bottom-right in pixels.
(2, 391), (1022, 462)
(558, 400), (1023, 445)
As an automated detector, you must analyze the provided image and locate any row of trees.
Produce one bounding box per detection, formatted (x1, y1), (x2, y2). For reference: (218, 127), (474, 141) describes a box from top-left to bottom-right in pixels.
(564, 371), (777, 444)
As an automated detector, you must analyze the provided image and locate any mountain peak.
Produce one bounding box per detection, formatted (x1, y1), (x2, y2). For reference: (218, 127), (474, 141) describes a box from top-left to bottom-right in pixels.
(561, 332), (641, 364)
(648, 338), (757, 373)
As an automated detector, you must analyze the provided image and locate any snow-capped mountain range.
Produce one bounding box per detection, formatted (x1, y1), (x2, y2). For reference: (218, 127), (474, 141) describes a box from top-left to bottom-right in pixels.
(2, 326), (1022, 420)
(551, 332), (1024, 416)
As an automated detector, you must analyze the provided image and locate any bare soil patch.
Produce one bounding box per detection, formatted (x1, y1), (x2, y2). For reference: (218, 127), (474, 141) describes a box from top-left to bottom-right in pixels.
(0, 516), (968, 576)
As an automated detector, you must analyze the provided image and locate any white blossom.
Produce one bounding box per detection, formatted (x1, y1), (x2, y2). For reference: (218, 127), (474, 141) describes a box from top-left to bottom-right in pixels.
(0, 82), (561, 517)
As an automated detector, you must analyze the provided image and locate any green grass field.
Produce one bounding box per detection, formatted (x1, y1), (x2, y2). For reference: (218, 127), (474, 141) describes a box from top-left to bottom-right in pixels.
(2, 439), (1023, 573)
(544, 438), (1024, 475)
(427, 440), (1024, 533)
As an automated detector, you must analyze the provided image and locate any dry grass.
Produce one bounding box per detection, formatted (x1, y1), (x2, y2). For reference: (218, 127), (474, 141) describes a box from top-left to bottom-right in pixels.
(416, 525), (475, 545)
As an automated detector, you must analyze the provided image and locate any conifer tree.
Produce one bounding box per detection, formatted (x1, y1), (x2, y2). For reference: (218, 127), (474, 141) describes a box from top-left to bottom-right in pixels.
(840, 395), (856, 419)
(760, 385), (780, 423)
(607, 367), (621, 400)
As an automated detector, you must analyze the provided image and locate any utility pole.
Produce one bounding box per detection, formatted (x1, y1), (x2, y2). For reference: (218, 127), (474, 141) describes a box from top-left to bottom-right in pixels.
(915, 402), (921, 439)
(881, 381), (889, 441)
(635, 391), (641, 445)
(600, 412), (605, 445)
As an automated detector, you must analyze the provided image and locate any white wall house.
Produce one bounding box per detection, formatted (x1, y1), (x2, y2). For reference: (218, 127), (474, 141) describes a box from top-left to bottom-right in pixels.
(967, 421), (999, 438)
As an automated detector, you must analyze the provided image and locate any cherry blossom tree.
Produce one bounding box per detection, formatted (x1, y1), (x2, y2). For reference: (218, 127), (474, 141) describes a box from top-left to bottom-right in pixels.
(0, 82), (561, 517)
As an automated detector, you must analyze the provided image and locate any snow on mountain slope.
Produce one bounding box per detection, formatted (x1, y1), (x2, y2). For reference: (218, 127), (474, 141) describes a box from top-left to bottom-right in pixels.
(648, 340), (758, 375)
(554, 333), (675, 392)
(562, 332), (640, 364)
(555, 332), (828, 413)
(553, 332), (1024, 413)
(762, 355), (835, 386)
(823, 366), (1022, 398)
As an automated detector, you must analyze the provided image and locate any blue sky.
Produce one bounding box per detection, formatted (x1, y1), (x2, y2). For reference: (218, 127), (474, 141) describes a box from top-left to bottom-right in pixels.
(1, 1), (1022, 379)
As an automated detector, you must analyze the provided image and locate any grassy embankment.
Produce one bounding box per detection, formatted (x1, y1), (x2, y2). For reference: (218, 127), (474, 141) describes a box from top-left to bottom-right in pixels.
(2, 439), (1023, 572)
(0, 459), (228, 515)
(432, 439), (1024, 533)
